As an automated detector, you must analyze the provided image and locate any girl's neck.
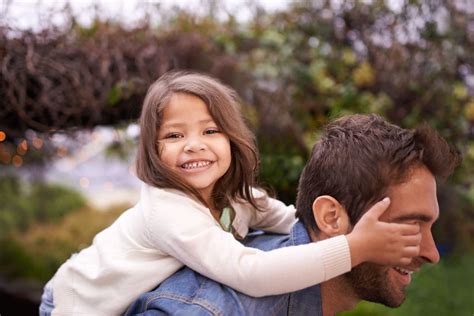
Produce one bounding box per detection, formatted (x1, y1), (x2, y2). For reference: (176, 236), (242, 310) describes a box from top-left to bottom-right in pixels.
(200, 190), (221, 222)
(209, 207), (222, 222)
(205, 197), (221, 222)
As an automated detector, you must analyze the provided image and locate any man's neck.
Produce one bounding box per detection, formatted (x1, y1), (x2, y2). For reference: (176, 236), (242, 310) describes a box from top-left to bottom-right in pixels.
(308, 229), (360, 315)
(320, 277), (360, 316)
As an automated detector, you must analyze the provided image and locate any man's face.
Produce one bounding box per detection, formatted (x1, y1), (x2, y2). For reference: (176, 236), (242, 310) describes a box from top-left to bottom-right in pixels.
(345, 166), (440, 307)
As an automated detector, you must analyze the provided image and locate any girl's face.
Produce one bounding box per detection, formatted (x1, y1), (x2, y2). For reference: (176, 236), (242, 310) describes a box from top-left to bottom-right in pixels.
(158, 93), (232, 204)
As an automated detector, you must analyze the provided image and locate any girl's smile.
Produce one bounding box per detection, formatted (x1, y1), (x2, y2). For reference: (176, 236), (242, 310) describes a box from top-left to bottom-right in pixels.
(158, 93), (232, 204)
(180, 159), (214, 171)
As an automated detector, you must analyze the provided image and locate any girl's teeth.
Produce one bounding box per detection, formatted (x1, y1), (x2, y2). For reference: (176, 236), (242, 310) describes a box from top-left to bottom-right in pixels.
(182, 161), (211, 169)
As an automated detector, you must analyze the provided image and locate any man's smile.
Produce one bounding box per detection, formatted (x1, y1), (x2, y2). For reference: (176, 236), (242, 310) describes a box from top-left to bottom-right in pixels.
(392, 266), (415, 286)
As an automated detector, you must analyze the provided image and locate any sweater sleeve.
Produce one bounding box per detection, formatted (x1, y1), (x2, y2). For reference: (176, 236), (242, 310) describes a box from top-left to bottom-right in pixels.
(247, 190), (297, 234)
(144, 188), (351, 297)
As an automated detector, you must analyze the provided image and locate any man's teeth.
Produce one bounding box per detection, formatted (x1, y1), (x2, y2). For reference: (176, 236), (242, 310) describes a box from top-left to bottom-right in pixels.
(182, 161), (211, 169)
(394, 267), (413, 275)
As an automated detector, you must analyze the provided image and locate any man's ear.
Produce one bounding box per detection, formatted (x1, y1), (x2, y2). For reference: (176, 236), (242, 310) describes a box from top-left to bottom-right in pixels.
(312, 195), (350, 236)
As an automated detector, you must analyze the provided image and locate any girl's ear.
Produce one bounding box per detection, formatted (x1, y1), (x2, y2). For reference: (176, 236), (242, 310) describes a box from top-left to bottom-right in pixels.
(312, 195), (350, 236)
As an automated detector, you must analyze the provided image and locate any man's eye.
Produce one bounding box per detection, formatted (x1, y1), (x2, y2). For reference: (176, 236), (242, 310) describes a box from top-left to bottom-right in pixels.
(205, 128), (220, 135)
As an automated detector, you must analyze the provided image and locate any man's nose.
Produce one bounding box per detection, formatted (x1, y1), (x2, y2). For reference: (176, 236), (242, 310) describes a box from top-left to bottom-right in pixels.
(184, 136), (206, 152)
(420, 232), (440, 264)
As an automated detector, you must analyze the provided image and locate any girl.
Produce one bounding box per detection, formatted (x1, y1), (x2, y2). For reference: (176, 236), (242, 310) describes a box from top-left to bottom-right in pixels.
(40, 71), (420, 315)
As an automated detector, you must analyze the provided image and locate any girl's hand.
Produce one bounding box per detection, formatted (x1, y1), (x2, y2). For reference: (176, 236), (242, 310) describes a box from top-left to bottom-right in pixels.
(347, 198), (421, 267)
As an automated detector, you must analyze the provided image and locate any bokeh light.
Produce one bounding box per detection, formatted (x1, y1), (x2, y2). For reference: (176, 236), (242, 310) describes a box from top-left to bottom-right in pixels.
(17, 140), (28, 155)
(32, 137), (44, 149)
(103, 181), (114, 190)
(128, 164), (136, 176)
(1, 150), (11, 164)
(57, 146), (68, 157)
(12, 155), (23, 167)
(79, 177), (90, 188)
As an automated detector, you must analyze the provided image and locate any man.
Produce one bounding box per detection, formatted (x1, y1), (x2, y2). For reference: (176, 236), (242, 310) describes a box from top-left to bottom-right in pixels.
(126, 114), (461, 315)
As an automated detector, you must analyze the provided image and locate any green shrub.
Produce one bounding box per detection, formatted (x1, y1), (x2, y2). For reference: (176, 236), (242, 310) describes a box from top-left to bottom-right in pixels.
(0, 204), (127, 282)
(29, 181), (86, 223)
(0, 238), (58, 282)
(260, 154), (305, 204)
(0, 176), (86, 238)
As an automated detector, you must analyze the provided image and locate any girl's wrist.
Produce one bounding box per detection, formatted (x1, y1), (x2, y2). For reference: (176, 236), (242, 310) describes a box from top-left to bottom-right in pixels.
(346, 233), (364, 267)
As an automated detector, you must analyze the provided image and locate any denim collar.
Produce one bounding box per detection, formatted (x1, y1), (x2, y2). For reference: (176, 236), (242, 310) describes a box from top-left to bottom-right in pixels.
(290, 221), (312, 247)
(287, 221), (323, 316)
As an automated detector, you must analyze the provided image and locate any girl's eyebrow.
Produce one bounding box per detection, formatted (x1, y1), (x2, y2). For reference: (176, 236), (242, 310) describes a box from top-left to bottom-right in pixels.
(161, 122), (183, 128)
(198, 119), (215, 124)
(162, 119), (215, 128)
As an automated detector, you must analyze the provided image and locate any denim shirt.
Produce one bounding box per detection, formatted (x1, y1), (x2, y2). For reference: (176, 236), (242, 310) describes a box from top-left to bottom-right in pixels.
(125, 221), (323, 316)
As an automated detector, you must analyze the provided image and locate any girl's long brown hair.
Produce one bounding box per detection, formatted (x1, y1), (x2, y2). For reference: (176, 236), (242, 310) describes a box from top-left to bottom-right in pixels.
(135, 71), (262, 211)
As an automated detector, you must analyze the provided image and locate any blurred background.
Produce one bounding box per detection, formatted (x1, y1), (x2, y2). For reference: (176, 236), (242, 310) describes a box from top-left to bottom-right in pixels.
(0, 0), (473, 315)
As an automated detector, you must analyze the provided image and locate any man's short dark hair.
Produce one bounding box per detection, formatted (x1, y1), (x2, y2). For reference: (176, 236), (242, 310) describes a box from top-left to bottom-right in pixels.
(295, 114), (462, 233)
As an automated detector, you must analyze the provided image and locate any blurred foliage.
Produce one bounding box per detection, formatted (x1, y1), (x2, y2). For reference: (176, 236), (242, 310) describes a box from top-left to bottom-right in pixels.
(259, 153), (305, 204)
(0, 202), (127, 282)
(0, 176), (86, 239)
(339, 253), (474, 316)
(103, 126), (139, 161)
(0, 0), (473, 278)
(153, 0), (474, 208)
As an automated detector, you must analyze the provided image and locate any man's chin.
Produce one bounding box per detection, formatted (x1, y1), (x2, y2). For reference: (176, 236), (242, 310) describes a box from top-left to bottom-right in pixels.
(365, 295), (405, 308)
(345, 262), (407, 308)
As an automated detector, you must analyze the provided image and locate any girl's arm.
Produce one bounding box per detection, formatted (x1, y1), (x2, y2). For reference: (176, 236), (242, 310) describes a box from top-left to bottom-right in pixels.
(144, 188), (350, 297)
(250, 195), (297, 234)
(238, 188), (297, 234)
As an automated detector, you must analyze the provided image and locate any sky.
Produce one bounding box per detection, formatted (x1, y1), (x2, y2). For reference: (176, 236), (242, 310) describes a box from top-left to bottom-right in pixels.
(1, 0), (291, 31)
(1, 0), (415, 32)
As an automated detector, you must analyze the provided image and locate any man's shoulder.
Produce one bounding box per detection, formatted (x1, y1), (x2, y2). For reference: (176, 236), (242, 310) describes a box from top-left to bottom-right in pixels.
(125, 232), (293, 315)
(125, 267), (247, 315)
(243, 220), (309, 250)
(241, 230), (292, 250)
(125, 265), (294, 316)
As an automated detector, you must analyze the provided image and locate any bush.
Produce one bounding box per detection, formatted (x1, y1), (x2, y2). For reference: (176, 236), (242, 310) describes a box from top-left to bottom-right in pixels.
(0, 176), (86, 239)
(0, 204), (127, 282)
(29, 181), (86, 223)
(260, 153), (305, 204)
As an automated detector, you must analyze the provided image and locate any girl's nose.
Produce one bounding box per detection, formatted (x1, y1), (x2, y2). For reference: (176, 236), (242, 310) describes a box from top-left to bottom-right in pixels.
(184, 137), (206, 152)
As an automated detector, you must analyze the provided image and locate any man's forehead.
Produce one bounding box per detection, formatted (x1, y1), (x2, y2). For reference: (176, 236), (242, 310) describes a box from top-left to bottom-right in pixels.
(383, 166), (439, 223)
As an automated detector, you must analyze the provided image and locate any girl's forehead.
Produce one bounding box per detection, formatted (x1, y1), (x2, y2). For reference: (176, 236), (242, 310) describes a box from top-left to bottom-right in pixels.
(160, 93), (214, 124)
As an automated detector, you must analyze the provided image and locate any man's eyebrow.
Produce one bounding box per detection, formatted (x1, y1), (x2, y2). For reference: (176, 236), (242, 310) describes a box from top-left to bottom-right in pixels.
(392, 213), (437, 223)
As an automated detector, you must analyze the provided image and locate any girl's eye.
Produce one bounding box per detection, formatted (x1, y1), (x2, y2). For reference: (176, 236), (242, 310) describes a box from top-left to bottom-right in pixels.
(164, 133), (183, 139)
(205, 128), (221, 135)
